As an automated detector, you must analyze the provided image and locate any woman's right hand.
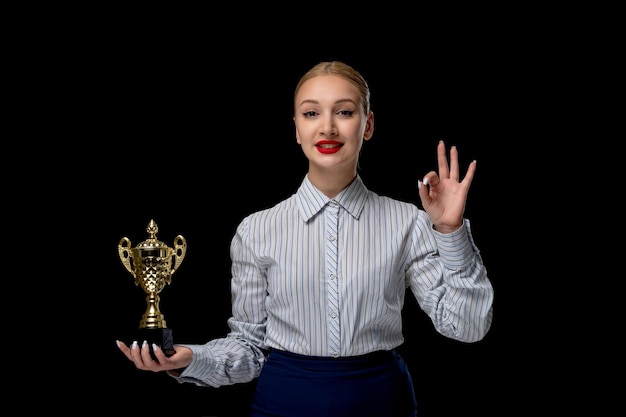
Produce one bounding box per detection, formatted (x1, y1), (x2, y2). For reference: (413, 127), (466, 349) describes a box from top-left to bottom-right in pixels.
(116, 340), (192, 373)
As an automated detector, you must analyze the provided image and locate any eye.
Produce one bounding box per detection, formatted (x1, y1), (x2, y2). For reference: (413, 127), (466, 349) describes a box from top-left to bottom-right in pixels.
(302, 111), (318, 118)
(337, 110), (354, 117)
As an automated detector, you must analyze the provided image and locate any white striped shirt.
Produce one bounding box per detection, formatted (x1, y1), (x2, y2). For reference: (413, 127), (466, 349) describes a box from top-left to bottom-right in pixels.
(177, 175), (493, 387)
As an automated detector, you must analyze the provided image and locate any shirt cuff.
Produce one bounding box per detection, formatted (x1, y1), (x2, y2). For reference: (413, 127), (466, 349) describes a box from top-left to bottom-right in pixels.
(431, 219), (475, 267)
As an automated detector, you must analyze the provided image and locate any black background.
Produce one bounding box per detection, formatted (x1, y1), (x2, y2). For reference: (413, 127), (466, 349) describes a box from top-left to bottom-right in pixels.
(18, 20), (569, 416)
(99, 49), (518, 416)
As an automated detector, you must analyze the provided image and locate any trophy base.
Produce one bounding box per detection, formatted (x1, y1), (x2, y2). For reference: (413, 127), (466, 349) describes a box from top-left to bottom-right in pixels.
(135, 328), (176, 361)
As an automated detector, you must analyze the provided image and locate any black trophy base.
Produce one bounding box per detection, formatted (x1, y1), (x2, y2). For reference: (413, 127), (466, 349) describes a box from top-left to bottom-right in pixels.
(135, 328), (176, 361)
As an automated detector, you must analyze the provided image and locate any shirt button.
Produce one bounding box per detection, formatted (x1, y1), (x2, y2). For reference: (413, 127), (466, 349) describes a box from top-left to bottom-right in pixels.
(332, 352), (339, 358)
(330, 312), (337, 319)
(330, 273), (336, 280)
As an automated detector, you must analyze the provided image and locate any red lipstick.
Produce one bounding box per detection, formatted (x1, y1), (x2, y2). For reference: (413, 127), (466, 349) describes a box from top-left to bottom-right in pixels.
(316, 140), (343, 154)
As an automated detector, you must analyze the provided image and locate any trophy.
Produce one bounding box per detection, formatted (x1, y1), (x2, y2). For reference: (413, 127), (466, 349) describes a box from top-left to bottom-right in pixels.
(118, 219), (186, 359)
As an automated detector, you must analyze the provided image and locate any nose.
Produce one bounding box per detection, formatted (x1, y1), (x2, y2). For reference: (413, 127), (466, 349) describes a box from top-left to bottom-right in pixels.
(320, 115), (337, 136)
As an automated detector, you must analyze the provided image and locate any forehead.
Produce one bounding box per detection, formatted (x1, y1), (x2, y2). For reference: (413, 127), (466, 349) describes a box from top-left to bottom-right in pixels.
(296, 74), (360, 104)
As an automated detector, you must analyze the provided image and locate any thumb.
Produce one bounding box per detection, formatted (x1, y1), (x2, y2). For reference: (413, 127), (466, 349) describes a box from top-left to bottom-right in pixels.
(417, 178), (431, 208)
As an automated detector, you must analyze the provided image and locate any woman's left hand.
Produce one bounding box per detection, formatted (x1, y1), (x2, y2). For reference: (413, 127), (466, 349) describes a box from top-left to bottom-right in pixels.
(418, 140), (476, 234)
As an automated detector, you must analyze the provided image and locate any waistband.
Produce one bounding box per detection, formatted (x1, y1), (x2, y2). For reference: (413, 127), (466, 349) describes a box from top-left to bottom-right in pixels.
(268, 348), (398, 367)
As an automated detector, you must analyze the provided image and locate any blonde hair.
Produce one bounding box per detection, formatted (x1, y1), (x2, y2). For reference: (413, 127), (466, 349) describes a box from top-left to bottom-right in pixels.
(294, 61), (371, 116)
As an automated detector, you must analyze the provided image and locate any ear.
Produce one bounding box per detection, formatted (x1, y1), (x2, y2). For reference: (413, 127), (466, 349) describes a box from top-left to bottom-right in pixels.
(363, 111), (374, 141)
(294, 117), (302, 144)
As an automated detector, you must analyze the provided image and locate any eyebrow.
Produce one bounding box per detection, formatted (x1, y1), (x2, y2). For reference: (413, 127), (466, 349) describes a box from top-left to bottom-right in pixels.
(297, 98), (358, 107)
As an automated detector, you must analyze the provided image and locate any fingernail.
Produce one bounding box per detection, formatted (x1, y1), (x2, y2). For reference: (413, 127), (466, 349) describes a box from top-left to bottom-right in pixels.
(423, 177), (429, 186)
(142, 340), (148, 349)
(417, 180), (422, 190)
(152, 343), (160, 351)
(115, 340), (121, 348)
(131, 341), (138, 349)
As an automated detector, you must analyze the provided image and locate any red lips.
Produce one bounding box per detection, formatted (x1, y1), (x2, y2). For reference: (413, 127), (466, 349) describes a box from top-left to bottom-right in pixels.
(316, 140), (343, 154)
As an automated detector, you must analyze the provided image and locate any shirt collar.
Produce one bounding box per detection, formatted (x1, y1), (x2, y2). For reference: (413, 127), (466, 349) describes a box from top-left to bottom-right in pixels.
(296, 174), (368, 222)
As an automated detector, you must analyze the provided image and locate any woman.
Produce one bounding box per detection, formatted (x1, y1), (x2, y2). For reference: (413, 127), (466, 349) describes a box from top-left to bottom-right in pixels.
(117, 60), (494, 417)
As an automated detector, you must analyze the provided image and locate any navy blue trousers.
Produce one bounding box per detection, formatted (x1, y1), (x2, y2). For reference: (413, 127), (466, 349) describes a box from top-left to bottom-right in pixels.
(250, 349), (417, 417)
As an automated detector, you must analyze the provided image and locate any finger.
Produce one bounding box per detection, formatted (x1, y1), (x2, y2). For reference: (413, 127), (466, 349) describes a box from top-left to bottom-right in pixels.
(151, 343), (171, 365)
(437, 140), (450, 179)
(449, 145), (459, 181)
(127, 340), (147, 366)
(461, 160), (477, 186)
(126, 340), (145, 369)
(417, 178), (431, 206)
(128, 340), (140, 359)
(116, 340), (132, 359)
(140, 340), (159, 366)
(422, 172), (440, 189)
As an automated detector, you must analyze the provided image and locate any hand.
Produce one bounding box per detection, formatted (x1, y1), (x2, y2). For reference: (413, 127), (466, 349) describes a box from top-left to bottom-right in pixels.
(116, 340), (192, 373)
(418, 140), (476, 234)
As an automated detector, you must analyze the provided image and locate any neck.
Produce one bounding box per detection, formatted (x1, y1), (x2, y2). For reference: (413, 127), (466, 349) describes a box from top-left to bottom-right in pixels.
(307, 169), (357, 198)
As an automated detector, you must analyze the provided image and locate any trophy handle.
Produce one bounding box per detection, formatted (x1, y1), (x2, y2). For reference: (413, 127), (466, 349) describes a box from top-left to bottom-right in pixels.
(171, 234), (187, 273)
(118, 237), (138, 284)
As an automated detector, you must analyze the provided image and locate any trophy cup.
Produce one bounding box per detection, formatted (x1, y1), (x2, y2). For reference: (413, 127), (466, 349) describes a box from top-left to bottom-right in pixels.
(118, 219), (186, 359)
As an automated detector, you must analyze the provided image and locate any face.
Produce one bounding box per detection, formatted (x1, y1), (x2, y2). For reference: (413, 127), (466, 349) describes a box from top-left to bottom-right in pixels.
(294, 74), (374, 174)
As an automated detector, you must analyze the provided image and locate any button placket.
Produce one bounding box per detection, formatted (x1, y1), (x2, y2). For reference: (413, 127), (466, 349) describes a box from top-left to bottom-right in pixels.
(325, 201), (340, 356)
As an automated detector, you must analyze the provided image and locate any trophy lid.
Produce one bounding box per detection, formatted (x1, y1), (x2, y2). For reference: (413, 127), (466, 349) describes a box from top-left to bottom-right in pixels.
(135, 219), (169, 249)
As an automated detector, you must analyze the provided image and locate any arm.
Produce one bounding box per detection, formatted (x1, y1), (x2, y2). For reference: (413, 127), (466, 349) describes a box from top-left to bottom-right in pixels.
(117, 217), (269, 387)
(407, 213), (493, 342)
(409, 141), (493, 342)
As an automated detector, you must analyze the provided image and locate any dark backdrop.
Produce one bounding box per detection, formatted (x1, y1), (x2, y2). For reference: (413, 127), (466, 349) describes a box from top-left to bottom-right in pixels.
(35, 31), (547, 416)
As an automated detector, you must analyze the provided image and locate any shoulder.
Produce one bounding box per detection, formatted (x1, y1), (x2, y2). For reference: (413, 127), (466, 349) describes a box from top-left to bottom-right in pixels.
(240, 193), (299, 224)
(366, 190), (420, 213)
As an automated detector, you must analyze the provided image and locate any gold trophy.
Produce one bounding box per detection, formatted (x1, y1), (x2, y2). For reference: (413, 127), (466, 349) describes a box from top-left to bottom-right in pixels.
(118, 219), (186, 359)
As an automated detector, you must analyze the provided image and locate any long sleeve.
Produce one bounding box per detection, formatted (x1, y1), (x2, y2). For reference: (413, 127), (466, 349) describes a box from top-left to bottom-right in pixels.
(406, 212), (494, 343)
(172, 336), (267, 387)
(170, 219), (269, 388)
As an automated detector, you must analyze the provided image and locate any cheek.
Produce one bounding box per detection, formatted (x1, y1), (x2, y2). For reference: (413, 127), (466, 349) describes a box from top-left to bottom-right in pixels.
(295, 124), (315, 143)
